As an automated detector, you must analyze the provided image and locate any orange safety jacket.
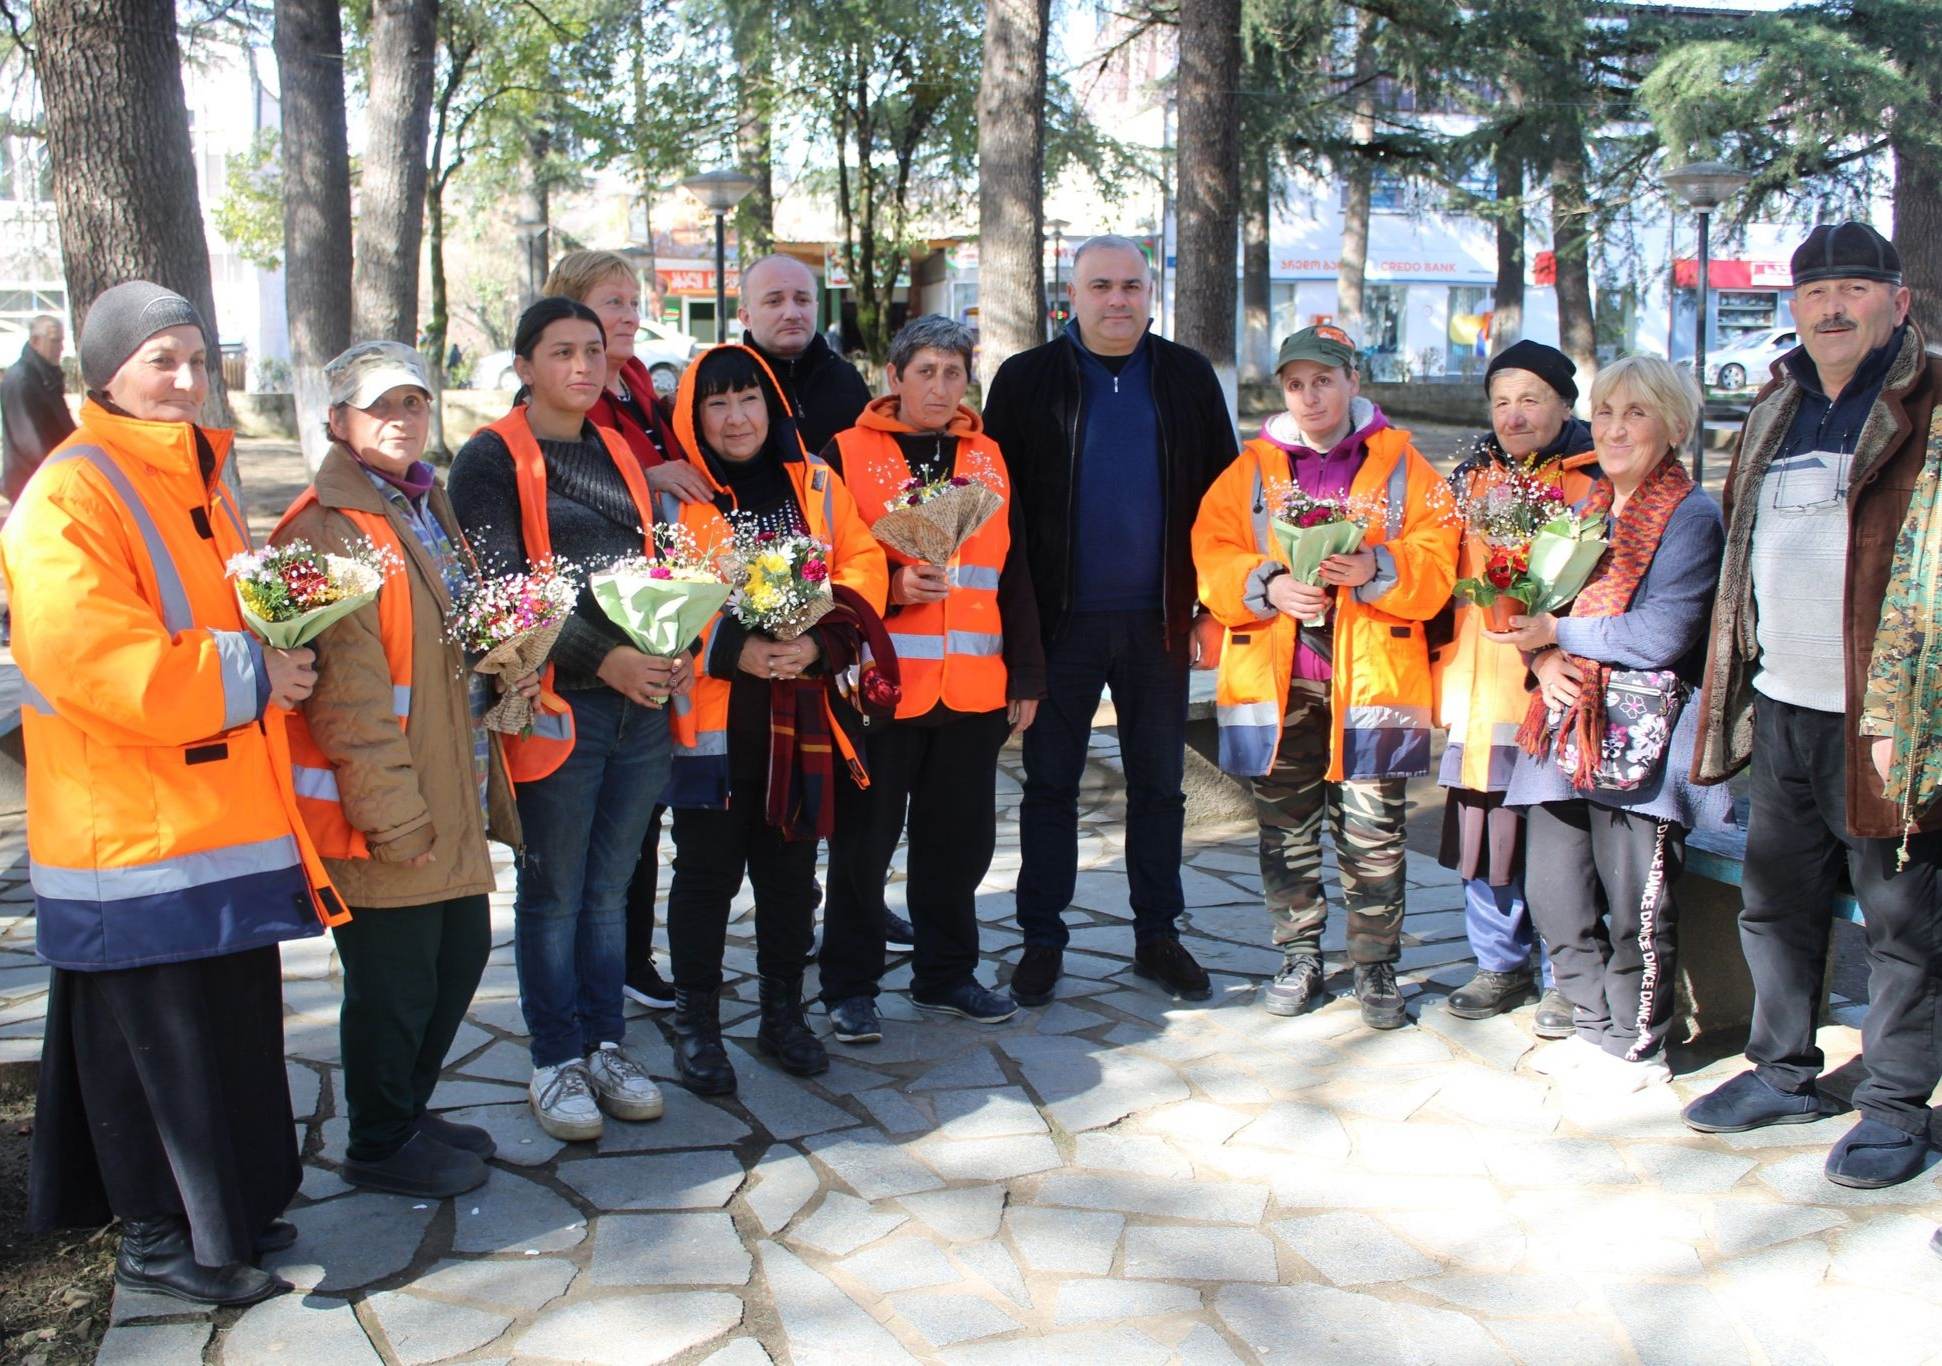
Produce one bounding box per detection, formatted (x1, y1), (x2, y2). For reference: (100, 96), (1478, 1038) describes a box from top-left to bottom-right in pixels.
(1193, 425), (1459, 782)
(662, 345), (888, 808)
(0, 400), (346, 969)
(1431, 450), (1602, 792)
(830, 396), (1010, 719)
(489, 407), (658, 783)
(274, 491), (413, 858)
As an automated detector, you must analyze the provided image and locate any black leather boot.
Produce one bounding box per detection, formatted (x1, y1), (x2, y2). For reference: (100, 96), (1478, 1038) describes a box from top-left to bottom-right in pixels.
(116, 1217), (291, 1307)
(672, 987), (737, 1095)
(756, 975), (829, 1077)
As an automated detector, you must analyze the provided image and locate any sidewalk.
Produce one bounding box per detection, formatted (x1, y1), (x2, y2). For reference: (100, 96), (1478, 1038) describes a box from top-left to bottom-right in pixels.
(2, 440), (1937, 1363)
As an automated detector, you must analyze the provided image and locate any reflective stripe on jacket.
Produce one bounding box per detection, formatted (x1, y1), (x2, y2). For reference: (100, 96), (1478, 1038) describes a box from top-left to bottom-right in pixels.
(663, 345), (889, 808)
(488, 407), (657, 783)
(832, 397), (1009, 718)
(0, 400), (346, 969)
(1193, 426), (1459, 782)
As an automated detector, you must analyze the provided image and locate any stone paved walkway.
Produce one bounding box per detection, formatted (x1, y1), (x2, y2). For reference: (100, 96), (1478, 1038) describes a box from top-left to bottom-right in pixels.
(0, 726), (1916, 1365)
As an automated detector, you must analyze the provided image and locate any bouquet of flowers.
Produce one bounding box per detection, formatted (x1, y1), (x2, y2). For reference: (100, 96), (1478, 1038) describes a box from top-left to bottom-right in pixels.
(1269, 486), (1368, 629)
(870, 470), (1005, 566)
(446, 562), (581, 733)
(1452, 470), (1609, 629)
(228, 539), (398, 649)
(718, 526), (834, 641)
(590, 525), (733, 702)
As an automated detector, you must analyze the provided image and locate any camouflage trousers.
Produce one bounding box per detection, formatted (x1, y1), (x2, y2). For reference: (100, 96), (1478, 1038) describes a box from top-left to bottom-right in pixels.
(1253, 678), (1409, 965)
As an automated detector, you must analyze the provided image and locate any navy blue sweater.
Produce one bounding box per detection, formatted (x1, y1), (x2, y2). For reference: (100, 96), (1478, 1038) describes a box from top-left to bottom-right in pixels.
(1071, 337), (1163, 612)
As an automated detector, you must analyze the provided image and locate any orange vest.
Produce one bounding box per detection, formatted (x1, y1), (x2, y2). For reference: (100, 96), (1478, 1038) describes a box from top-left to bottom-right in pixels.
(489, 408), (657, 783)
(662, 345), (890, 808)
(832, 398), (1009, 719)
(272, 491), (414, 858)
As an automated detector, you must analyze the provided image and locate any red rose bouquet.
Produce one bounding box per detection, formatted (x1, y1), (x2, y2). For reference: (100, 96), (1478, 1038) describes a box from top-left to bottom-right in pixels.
(1453, 469), (1608, 628)
(1268, 486), (1370, 628)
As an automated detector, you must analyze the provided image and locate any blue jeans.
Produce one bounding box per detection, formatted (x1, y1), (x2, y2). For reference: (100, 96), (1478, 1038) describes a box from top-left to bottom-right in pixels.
(513, 688), (670, 1068)
(1463, 875), (1554, 984)
(1018, 611), (1189, 948)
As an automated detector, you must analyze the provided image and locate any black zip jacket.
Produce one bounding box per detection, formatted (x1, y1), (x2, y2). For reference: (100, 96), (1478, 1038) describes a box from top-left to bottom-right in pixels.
(749, 333), (874, 458)
(981, 326), (1238, 646)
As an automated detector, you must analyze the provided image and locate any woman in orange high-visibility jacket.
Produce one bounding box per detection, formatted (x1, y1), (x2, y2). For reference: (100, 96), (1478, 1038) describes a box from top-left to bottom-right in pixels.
(276, 340), (524, 1201)
(815, 315), (1044, 1043)
(1193, 326), (1457, 1032)
(1, 282), (337, 1308)
(447, 297), (686, 1147)
(661, 343), (887, 1098)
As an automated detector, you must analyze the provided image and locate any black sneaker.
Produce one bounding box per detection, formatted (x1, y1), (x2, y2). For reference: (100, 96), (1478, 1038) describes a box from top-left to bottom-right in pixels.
(1446, 968), (1535, 1019)
(414, 1110), (496, 1158)
(341, 1131), (488, 1199)
(1010, 946), (1063, 1006)
(913, 980), (1019, 1024)
(882, 911), (915, 951)
(827, 995), (883, 1044)
(1353, 961), (1408, 1030)
(1533, 988), (1574, 1039)
(623, 960), (677, 1010)
(1263, 954), (1325, 1016)
(1134, 938), (1212, 1001)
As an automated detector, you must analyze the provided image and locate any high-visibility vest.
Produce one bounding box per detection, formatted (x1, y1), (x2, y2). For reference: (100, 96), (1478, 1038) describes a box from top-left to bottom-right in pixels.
(272, 491), (414, 859)
(0, 401), (347, 970)
(831, 403), (1009, 718)
(487, 408), (657, 783)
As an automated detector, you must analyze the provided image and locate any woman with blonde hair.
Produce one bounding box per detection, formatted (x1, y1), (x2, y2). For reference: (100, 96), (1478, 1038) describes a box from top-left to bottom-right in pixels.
(1490, 354), (1728, 1090)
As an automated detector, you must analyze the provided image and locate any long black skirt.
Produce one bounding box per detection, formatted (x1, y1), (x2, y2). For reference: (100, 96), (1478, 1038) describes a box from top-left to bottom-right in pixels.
(28, 944), (301, 1267)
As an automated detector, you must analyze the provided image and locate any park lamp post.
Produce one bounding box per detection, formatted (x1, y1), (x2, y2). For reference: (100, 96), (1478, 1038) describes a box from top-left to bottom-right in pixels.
(1661, 159), (1751, 484)
(681, 167), (758, 343)
(1045, 217), (1070, 336)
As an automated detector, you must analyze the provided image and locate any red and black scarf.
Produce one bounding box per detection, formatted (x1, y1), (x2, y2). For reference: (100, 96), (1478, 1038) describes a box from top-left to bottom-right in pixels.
(1517, 451), (1692, 788)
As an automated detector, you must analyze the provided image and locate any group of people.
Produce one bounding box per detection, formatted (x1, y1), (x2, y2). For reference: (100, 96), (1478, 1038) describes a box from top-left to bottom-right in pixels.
(1, 218), (1936, 1308)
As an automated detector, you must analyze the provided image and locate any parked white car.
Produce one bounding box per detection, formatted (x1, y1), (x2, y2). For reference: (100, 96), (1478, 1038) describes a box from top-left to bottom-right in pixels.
(1700, 326), (1796, 391)
(472, 318), (703, 397)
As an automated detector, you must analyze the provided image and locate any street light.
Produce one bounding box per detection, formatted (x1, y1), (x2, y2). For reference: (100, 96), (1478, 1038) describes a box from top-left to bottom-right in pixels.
(681, 167), (758, 342)
(1661, 159), (1751, 484)
(1045, 218), (1070, 338)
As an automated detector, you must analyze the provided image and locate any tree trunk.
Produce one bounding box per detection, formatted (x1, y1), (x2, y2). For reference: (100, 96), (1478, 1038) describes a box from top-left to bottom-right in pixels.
(516, 128), (552, 312)
(731, 0), (775, 257)
(1240, 143), (1273, 384)
(974, 0), (1050, 392)
(33, 0), (233, 430)
(1334, 8), (1379, 341)
(1550, 138), (1596, 395)
(1490, 121), (1524, 357)
(629, 12), (664, 322)
(1174, 0), (1241, 409)
(352, 0), (438, 344)
(274, 0), (353, 473)
(1893, 124), (1942, 342)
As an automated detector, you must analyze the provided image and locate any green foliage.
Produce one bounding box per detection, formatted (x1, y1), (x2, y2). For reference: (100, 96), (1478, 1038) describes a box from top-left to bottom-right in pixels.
(213, 129), (284, 271)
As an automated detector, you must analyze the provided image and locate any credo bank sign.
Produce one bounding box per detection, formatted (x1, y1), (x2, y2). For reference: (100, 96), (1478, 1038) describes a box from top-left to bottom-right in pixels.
(1273, 253), (1473, 280)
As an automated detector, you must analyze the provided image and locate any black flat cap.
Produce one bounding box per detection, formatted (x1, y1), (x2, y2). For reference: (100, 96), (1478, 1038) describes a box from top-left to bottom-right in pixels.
(1791, 222), (1902, 287)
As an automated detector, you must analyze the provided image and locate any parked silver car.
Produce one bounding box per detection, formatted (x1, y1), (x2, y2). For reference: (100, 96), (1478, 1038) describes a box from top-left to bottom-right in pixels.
(472, 318), (702, 397)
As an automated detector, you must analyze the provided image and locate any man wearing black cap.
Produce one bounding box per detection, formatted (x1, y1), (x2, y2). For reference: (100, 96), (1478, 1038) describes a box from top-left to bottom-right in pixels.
(1686, 222), (1942, 1190)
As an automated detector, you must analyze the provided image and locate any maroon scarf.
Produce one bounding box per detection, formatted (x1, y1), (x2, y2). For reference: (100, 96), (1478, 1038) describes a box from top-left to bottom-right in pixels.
(1517, 451), (1691, 788)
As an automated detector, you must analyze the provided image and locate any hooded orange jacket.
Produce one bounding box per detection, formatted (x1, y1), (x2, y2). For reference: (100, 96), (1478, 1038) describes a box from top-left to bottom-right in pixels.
(0, 401), (343, 969)
(662, 345), (888, 807)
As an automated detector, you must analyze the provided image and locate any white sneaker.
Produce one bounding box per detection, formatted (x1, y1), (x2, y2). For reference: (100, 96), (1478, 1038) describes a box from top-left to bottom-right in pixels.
(1530, 1035), (1598, 1076)
(1567, 1043), (1669, 1094)
(530, 1060), (603, 1141)
(586, 1042), (665, 1122)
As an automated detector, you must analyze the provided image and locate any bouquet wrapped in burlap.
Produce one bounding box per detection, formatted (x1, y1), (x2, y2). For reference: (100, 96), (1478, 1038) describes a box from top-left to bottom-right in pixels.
(447, 564), (580, 734)
(869, 474), (1004, 565)
(718, 529), (835, 641)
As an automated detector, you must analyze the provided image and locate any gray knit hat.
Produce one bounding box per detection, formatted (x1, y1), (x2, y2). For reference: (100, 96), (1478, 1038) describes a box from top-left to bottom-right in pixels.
(79, 281), (207, 391)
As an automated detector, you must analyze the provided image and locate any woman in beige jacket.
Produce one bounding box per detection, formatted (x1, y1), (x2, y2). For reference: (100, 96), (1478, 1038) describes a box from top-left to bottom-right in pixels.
(277, 342), (525, 1200)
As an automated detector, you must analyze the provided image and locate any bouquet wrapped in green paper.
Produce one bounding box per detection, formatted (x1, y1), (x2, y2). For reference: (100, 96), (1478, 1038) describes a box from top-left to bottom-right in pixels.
(1269, 488), (1368, 628)
(227, 539), (398, 649)
(1452, 469), (1609, 627)
(590, 526), (732, 702)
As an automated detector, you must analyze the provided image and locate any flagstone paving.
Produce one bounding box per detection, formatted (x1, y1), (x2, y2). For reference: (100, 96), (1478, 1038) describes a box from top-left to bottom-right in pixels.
(3, 715), (1940, 1362)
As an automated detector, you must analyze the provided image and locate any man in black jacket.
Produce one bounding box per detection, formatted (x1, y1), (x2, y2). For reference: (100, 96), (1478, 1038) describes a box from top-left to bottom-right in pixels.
(982, 235), (1238, 1006)
(2, 315), (74, 504)
(738, 254), (873, 457)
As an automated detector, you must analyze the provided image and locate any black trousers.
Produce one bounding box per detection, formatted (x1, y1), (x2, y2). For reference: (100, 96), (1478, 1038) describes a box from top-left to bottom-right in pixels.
(334, 894), (491, 1163)
(668, 788), (819, 992)
(822, 709), (1010, 1003)
(1524, 800), (1685, 1061)
(624, 804), (668, 980)
(1742, 697), (1942, 1137)
(29, 946), (299, 1268)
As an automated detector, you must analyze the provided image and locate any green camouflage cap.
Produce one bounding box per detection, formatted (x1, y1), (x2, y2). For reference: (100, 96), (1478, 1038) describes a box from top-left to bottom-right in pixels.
(1275, 324), (1358, 374)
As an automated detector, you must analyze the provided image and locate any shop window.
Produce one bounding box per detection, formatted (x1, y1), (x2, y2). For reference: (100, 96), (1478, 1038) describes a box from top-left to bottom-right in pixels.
(1446, 285), (1494, 379)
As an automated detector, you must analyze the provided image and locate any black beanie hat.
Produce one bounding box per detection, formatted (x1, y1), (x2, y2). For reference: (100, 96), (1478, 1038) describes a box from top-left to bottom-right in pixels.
(1483, 339), (1578, 404)
(1791, 222), (1902, 287)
